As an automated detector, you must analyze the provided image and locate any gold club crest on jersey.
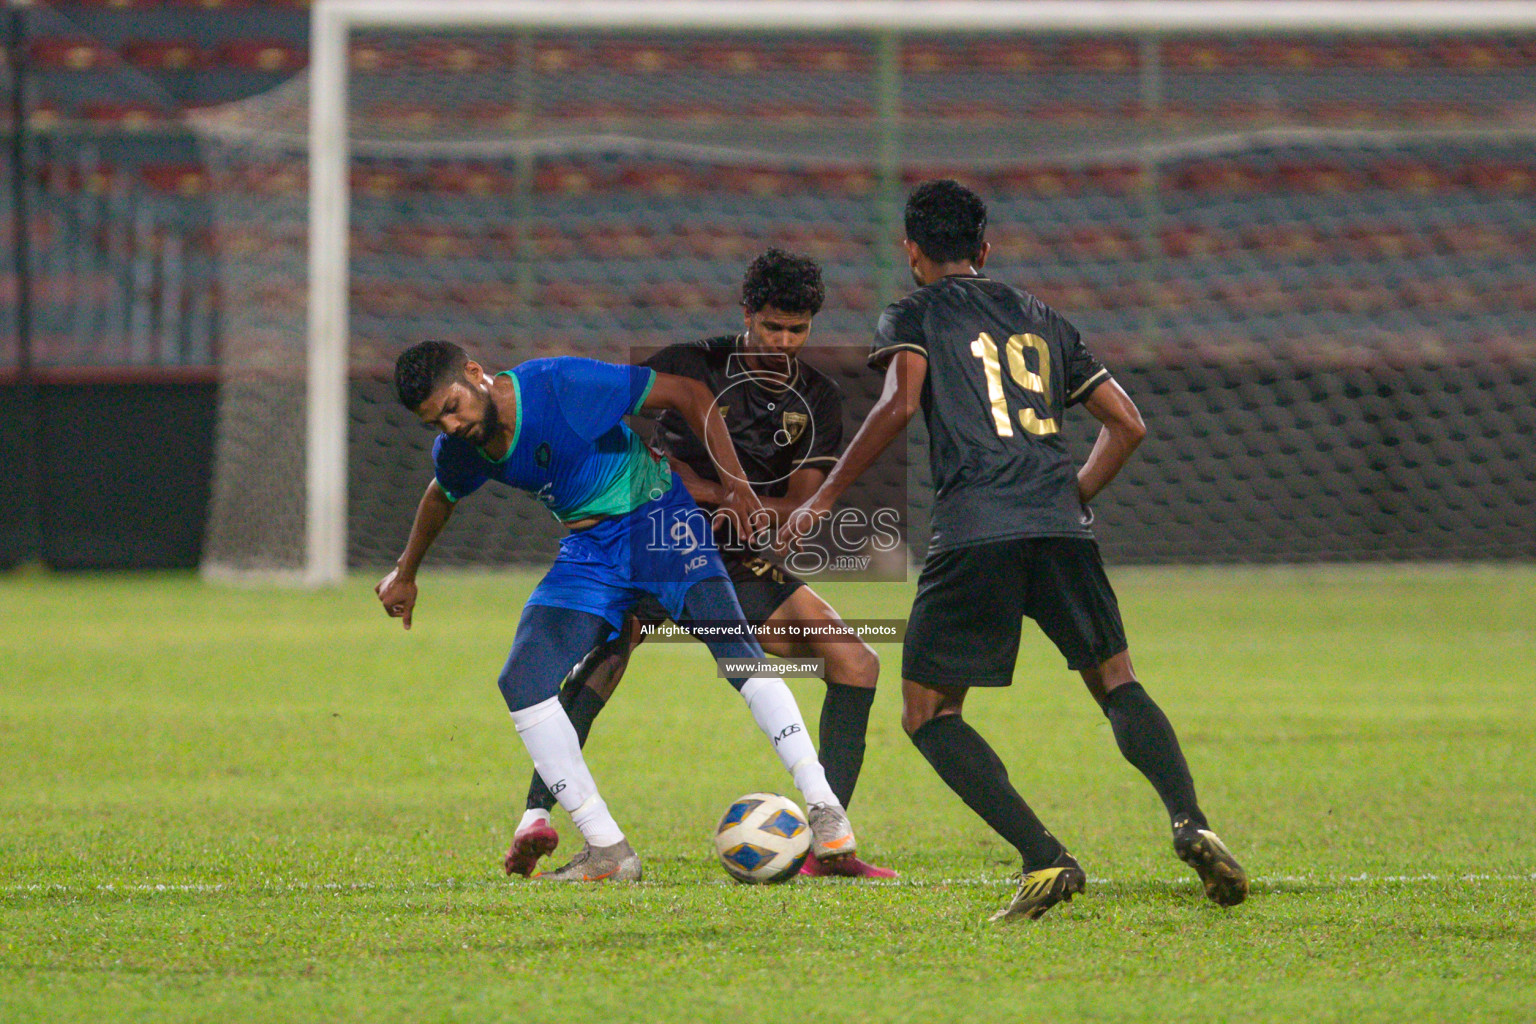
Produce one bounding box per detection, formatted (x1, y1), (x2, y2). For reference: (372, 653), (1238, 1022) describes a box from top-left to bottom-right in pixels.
(780, 411), (809, 444)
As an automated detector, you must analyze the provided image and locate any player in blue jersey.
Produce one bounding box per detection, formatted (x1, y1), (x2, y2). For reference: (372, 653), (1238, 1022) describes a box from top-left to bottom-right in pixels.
(375, 341), (859, 881)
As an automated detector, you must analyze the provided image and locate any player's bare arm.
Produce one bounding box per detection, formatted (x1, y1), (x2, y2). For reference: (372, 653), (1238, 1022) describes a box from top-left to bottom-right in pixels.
(1076, 378), (1146, 505)
(668, 452), (823, 523)
(643, 371), (768, 531)
(375, 479), (456, 629)
(782, 349), (927, 547)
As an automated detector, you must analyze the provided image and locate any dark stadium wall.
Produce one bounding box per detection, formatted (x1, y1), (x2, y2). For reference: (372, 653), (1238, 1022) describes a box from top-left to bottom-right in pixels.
(0, 378), (216, 570)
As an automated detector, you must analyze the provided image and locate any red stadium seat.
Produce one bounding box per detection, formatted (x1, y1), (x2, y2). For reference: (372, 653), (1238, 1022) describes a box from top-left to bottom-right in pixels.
(426, 165), (515, 197)
(1157, 224), (1230, 258)
(1369, 160), (1452, 192)
(1463, 161), (1536, 192)
(1168, 161), (1267, 192)
(636, 281), (730, 312)
(1337, 223), (1428, 259)
(594, 42), (684, 73)
(716, 166), (795, 197)
(215, 40), (305, 73)
(533, 41), (586, 74)
(350, 165), (416, 198)
(902, 43), (965, 73)
(1061, 40), (1138, 72)
(124, 39), (207, 74)
(1339, 40), (1426, 69)
(1163, 39), (1248, 70)
(532, 164), (606, 195)
(1433, 39), (1523, 70)
(1398, 100), (1485, 127)
(141, 163), (209, 197)
(991, 166), (1082, 196)
(1252, 39), (1335, 69)
(967, 40), (1052, 73)
(463, 102), (527, 133)
(79, 101), (165, 130)
(405, 40), (506, 73)
(1239, 224), (1325, 261)
(618, 164), (715, 195)
(781, 42), (871, 73)
(1086, 163), (1147, 194)
(1431, 224), (1521, 258)
(30, 38), (115, 71)
(1276, 161), (1365, 191)
(576, 224), (659, 260)
(72, 0), (159, 9)
(691, 42), (776, 74)
(539, 281), (625, 310)
(805, 167), (875, 196)
(350, 38), (401, 73)
(1058, 225), (1141, 261)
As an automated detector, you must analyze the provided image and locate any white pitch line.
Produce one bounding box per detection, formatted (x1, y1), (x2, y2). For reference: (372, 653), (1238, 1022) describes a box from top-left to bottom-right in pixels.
(5, 873), (1534, 897)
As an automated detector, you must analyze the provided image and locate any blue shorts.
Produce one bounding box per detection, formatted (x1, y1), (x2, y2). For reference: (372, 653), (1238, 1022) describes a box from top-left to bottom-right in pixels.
(525, 475), (728, 633)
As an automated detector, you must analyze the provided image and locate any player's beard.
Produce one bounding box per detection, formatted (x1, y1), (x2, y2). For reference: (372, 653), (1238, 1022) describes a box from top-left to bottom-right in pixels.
(464, 398), (500, 445)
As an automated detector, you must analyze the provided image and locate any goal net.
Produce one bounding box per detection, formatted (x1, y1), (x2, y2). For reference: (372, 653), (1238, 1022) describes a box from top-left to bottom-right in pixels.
(195, 2), (1536, 583)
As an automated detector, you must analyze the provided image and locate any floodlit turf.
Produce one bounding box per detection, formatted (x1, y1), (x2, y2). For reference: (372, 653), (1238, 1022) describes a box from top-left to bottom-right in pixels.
(2, 565), (1533, 1022)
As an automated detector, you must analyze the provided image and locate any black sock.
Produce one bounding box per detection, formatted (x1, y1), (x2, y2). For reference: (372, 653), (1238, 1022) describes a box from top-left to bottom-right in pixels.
(1102, 682), (1206, 829)
(910, 715), (1063, 870)
(819, 683), (875, 809)
(524, 679), (608, 812)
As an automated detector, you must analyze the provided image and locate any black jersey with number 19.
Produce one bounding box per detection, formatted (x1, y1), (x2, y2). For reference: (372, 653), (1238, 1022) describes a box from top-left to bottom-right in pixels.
(869, 274), (1111, 553)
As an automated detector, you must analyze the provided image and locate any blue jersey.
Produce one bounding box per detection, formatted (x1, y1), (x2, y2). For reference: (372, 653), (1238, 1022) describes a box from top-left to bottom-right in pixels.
(431, 357), (671, 523)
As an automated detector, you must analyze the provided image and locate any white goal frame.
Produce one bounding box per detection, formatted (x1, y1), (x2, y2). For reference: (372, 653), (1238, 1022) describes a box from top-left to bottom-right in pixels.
(303, 0), (1536, 585)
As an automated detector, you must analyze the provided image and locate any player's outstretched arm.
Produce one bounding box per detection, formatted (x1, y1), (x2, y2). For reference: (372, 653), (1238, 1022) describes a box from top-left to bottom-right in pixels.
(375, 479), (456, 630)
(1076, 378), (1146, 505)
(782, 350), (926, 548)
(643, 372), (767, 528)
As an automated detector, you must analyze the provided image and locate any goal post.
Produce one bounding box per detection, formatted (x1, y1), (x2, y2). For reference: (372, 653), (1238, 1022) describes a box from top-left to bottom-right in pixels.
(199, 0), (1536, 585)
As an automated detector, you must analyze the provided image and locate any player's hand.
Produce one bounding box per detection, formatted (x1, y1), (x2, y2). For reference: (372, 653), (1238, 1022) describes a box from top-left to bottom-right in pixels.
(776, 497), (831, 556)
(717, 481), (772, 551)
(374, 567), (418, 630)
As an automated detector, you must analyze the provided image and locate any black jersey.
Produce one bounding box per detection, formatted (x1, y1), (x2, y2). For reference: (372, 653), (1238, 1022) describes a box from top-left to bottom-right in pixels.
(869, 274), (1111, 552)
(642, 335), (844, 501)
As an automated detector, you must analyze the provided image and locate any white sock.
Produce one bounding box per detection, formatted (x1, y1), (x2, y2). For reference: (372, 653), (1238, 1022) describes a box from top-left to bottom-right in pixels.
(738, 676), (839, 807)
(509, 696), (625, 847)
(516, 807), (551, 833)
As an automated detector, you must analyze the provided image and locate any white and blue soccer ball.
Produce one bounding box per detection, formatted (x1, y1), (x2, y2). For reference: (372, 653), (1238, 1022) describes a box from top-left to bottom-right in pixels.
(714, 792), (811, 884)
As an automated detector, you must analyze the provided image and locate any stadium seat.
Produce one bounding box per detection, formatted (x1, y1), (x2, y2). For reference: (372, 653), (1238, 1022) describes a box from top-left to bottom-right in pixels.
(781, 42), (871, 73)
(214, 40), (305, 73)
(78, 101), (165, 130)
(690, 41), (775, 73)
(532, 41), (586, 74)
(29, 37), (115, 71)
(405, 39), (506, 73)
(1061, 39), (1139, 71)
(902, 42), (965, 73)
(1162, 39), (1246, 70)
(121, 39), (206, 72)
(594, 41), (684, 73)
(967, 40), (1052, 72)
(1252, 39), (1335, 69)
(141, 163), (209, 197)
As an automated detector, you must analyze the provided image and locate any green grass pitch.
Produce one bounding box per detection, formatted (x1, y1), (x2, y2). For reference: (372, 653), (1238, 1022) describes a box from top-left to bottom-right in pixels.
(2, 566), (1533, 1022)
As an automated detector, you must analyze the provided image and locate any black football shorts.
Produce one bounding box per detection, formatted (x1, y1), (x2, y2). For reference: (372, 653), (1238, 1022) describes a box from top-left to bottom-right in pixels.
(902, 536), (1128, 686)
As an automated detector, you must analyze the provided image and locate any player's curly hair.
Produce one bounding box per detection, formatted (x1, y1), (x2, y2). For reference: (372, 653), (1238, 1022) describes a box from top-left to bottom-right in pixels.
(905, 179), (987, 263)
(741, 248), (825, 315)
(394, 340), (468, 410)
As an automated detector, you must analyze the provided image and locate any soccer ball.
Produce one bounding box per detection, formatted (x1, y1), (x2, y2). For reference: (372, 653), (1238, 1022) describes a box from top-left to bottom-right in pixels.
(714, 792), (811, 884)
